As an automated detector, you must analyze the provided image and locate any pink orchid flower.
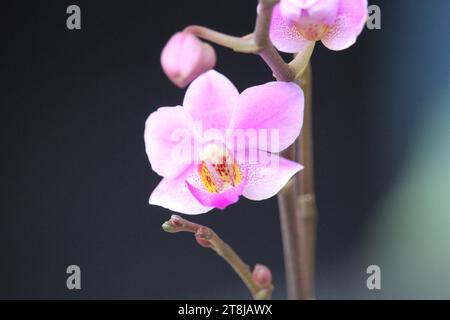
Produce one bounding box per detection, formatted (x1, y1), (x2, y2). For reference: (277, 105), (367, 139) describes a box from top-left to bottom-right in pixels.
(269, 0), (368, 53)
(145, 70), (304, 215)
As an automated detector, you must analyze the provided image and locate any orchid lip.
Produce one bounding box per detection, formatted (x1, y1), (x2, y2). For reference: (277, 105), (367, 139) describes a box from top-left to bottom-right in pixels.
(296, 22), (330, 41)
(197, 141), (243, 194)
(182, 141), (247, 211)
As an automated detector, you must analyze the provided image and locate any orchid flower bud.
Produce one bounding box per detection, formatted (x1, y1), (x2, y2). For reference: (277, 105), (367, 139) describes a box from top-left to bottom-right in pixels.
(252, 264), (272, 289)
(160, 32), (216, 88)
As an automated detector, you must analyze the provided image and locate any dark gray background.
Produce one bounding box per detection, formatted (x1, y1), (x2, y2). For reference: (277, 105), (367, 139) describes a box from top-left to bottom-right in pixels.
(1, 1), (449, 299)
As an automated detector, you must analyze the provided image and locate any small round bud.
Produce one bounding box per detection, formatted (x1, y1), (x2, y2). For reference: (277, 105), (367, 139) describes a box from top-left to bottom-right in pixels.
(170, 215), (184, 228)
(252, 264), (272, 289)
(162, 221), (175, 233)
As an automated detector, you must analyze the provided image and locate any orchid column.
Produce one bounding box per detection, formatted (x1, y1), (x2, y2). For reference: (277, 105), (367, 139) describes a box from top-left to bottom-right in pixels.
(145, 0), (367, 300)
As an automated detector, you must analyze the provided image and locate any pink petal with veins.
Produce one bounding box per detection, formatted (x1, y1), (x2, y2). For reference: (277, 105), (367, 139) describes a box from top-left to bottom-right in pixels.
(243, 152), (303, 201)
(269, 4), (311, 53)
(228, 81), (304, 153)
(183, 70), (239, 134)
(321, 0), (368, 50)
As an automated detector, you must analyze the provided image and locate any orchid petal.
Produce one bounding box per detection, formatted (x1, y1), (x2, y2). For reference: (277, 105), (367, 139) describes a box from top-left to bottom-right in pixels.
(144, 106), (198, 179)
(186, 180), (246, 210)
(269, 4), (311, 54)
(149, 166), (213, 215)
(228, 81), (304, 153)
(306, 0), (340, 26)
(321, 0), (368, 51)
(183, 70), (239, 134)
(243, 153), (303, 201)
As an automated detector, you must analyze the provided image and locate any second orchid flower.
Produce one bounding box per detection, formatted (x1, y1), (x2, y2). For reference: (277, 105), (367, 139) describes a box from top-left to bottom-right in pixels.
(269, 0), (368, 52)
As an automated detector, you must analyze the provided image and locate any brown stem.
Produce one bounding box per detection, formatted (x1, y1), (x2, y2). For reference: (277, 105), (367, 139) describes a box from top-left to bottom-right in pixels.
(278, 64), (316, 300)
(162, 215), (274, 300)
(296, 64), (317, 299)
(256, 0), (295, 81)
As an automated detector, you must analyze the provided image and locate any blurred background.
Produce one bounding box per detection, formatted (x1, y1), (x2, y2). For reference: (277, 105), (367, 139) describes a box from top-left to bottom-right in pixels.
(1, 0), (449, 299)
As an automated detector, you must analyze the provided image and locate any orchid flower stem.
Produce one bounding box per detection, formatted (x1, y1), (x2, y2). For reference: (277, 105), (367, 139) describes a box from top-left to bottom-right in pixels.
(260, 44), (295, 82)
(184, 0), (295, 82)
(278, 64), (317, 300)
(181, 0), (316, 300)
(162, 215), (274, 300)
(183, 25), (260, 53)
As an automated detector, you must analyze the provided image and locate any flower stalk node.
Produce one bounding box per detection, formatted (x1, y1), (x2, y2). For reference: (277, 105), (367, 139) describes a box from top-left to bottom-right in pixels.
(255, 288), (273, 301)
(298, 194), (317, 221)
(195, 227), (214, 248)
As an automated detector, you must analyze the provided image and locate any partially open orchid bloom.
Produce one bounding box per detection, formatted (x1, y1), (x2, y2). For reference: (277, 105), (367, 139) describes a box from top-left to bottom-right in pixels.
(145, 70), (304, 214)
(161, 32), (216, 88)
(269, 0), (368, 52)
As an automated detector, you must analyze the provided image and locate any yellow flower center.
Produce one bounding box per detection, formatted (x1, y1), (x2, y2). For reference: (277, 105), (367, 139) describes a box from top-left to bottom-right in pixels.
(198, 142), (242, 194)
